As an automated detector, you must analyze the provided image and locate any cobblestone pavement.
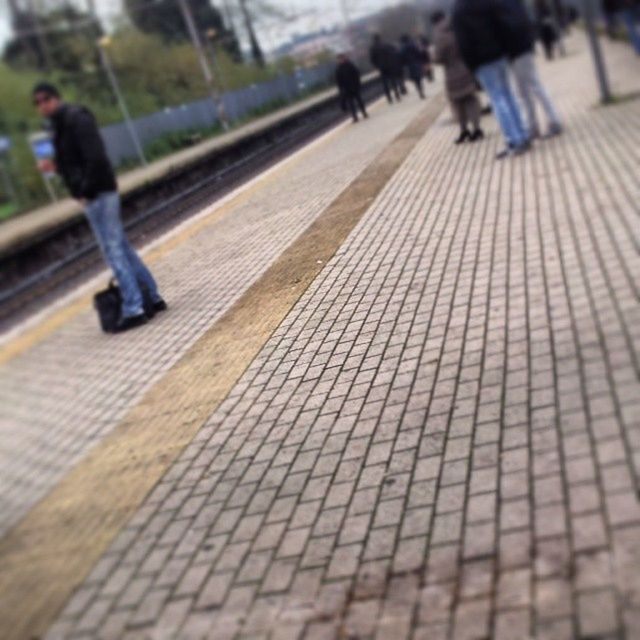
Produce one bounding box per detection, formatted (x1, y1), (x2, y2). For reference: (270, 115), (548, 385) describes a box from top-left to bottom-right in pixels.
(0, 89), (431, 538)
(3, 35), (640, 640)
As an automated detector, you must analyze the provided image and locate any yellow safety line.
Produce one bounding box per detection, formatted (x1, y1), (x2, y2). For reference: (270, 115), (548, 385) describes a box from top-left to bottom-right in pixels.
(0, 95), (445, 640)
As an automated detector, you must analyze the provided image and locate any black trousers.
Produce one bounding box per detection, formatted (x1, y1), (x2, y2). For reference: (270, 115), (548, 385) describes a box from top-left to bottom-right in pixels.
(381, 74), (402, 103)
(410, 75), (425, 98)
(345, 92), (368, 120)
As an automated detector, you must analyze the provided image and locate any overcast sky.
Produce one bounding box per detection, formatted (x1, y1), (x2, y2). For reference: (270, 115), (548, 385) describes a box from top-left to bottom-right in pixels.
(0, 0), (403, 52)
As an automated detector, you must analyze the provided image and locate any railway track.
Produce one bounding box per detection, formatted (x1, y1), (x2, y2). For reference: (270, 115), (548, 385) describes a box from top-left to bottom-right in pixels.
(0, 81), (383, 332)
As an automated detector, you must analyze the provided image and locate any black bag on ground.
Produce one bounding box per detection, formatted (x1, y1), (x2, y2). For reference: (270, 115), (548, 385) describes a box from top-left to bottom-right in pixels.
(94, 280), (156, 333)
(94, 280), (122, 333)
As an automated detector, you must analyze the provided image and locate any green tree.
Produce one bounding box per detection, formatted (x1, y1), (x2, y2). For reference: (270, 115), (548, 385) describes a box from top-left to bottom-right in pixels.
(124, 0), (241, 60)
(4, 3), (102, 74)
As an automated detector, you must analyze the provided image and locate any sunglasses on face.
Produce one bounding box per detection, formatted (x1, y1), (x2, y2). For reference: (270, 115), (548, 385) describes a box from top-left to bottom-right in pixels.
(33, 95), (53, 107)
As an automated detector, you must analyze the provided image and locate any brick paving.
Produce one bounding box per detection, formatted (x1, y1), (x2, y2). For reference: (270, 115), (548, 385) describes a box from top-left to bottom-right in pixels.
(3, 34), (640, 640)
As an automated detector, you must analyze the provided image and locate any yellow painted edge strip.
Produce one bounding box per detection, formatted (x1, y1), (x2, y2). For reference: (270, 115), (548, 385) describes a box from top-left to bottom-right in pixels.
(0, 95), (445, 640)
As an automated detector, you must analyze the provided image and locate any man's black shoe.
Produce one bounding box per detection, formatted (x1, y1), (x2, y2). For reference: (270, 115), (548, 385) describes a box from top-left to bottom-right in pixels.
(513, 140), (532, 156)
(153, 299), (168, 313)
(114, 314), (148, 333)
(455, 130), (471, 145)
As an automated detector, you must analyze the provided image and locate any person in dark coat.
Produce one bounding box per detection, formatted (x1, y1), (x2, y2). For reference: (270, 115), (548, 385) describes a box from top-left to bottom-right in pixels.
(602, 0), (640, 54)
(335, 54), (368, 123)
(536, 1), (559, 59)
(369, 34), (403, 104)
(32, 82), (166, 333)
(452, 0), (530, 157)
(399, 34), (426, 98)
(431, 11), (483, 143)
(503, 0), (562, 137)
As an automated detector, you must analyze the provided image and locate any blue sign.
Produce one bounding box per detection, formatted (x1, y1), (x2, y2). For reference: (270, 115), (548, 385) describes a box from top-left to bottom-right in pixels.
(31, 138), (55, 160)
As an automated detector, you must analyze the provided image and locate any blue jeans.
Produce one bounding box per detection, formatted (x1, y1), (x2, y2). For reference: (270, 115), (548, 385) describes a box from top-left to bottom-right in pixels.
(475, 59), (528, 148)
(616, 9), (640, 55)
(85, 192), (160, 318)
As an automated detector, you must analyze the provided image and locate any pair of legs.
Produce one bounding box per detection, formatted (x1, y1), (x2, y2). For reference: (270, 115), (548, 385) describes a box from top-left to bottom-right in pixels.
(542, 38), (556, 60)
(511, 52), (561, 137)
(410, 75), (425, 99)
(382, 74), (402, 103)
(85, 192), (161, 319)
(451, 94), (483, 143)
(345, 92), (368, 122)
(615, 8), (640, 55)
(475, 58), (529, 152)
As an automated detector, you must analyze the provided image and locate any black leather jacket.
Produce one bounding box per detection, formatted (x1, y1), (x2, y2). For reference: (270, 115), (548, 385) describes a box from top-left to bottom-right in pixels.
(51, 104), (117, 200)
(452, 0), (511, 71)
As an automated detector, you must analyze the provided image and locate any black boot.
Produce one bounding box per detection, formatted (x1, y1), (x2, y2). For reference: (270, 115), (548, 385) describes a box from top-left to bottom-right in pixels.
(469, 128), (484, 142)
(454, 129), (471, 145)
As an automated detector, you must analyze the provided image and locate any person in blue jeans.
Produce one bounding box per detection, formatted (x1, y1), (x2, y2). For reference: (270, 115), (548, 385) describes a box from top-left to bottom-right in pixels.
(452, 0), (531, 158)
(32, 82), (166, 333)
(603, 0), (640, 55)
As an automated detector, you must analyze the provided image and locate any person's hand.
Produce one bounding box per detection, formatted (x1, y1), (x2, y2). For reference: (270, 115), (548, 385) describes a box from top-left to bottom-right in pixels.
(37, 159), (56, 173)
(77, 198), (87, 207)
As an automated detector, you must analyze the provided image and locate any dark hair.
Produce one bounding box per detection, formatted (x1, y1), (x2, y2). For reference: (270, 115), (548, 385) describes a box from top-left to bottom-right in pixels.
(430, 10), (446, 25)
(32, 82), (61, 99)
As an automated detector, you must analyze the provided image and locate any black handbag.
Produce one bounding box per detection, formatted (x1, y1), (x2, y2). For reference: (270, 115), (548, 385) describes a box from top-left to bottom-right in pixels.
(94, 280), (122, 333)
(93, 279), (156, 333)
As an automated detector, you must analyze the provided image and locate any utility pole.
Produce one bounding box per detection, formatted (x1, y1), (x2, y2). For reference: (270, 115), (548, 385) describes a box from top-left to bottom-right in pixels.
(8, 0), (38, 67)
(238, 0), (266, 67)
(97, 37), (148, 166)
(340, 0), (354, 51)
(581, 0), (613, 103)
(177, 0), (230, 130)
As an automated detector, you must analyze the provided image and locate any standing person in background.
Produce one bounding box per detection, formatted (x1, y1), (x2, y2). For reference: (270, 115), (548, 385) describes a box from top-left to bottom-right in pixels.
(537, 1), (560, 59)
(452, 0), (530, 158)
(335, 54), (369, 123)
(370, 34), (403, 104)
(31, 82), (166, 333)
(400, 34), (426, 99)
(431, 11), (484, 144)
(419, 35), (435, 82)
(602, 0), (640, 54)
(503, 0), (563, 138)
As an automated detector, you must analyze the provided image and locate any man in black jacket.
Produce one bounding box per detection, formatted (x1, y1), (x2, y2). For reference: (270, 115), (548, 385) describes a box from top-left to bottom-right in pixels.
(335, 54), (369, 122)
(32, 82), (165, 332)
(369, 35), (403, 104)
(400, 35), (426, 99)
(452, 0), (530, 157)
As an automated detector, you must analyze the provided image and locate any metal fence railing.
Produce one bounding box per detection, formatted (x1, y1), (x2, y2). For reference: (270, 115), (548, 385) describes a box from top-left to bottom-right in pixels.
(101, 63), (335, 166)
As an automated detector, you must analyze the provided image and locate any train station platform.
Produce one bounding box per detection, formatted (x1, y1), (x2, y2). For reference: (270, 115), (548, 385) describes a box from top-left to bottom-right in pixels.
(0, 33), (639, 640)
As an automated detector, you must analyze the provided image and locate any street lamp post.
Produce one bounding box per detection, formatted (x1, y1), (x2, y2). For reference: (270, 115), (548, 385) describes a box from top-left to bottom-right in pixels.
(581, 0), (613, 103)
(177, 0), (230, 131)
(97, 37), (148, 166)
(206, 30), (228, 95)
(340, 0), (354, 52)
